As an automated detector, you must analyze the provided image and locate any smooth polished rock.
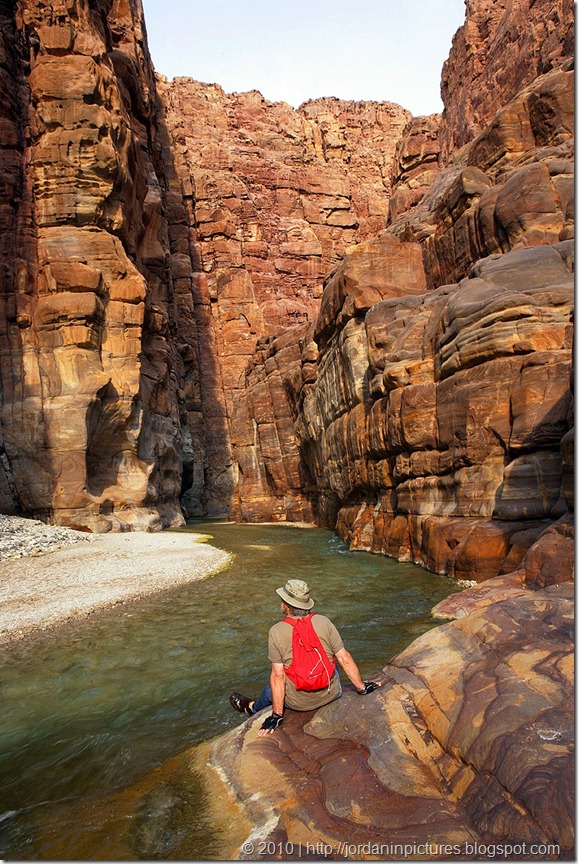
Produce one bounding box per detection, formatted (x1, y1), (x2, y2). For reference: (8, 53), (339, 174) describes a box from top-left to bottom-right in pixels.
(208, 581), (573, 858)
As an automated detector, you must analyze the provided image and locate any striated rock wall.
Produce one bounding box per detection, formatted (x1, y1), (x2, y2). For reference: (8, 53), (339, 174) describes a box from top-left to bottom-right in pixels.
(0, 0), (200, 530)
(0, 0), (574, 548)
(389, 113), (443, 224)
(440, 0), (574, 159)
(206, 579), (574, 858)
(292, 239), (573, 579)
(394, 65), (575, 289)
(156, 79), (410, 517)
(242, 61), (574, 580)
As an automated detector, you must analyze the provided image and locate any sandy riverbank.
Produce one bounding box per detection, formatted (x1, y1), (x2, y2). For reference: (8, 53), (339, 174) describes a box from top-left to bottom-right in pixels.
(0, 519), (231, 645)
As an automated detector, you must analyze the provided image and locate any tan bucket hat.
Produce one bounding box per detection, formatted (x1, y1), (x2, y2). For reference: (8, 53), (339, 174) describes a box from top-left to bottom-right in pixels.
(276, 578), (314, 610)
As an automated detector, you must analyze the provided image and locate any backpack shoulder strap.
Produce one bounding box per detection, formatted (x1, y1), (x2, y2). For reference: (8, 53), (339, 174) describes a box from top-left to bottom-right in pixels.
(283, 612), (315, 626)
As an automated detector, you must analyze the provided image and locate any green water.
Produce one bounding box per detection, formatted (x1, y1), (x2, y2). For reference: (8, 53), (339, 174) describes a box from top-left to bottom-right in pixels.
(0, 522), (459, 860)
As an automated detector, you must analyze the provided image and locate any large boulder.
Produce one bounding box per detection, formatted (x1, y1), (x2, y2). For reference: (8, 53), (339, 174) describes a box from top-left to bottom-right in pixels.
(206, 579), (573, 858)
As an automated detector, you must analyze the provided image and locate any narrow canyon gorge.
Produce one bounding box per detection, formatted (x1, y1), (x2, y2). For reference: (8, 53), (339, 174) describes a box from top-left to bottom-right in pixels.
(0, 0), (573, 856)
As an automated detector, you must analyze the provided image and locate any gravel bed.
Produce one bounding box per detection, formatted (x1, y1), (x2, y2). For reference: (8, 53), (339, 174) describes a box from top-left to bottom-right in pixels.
(0, 514), (95, 560)
(0, 517), (231, 645)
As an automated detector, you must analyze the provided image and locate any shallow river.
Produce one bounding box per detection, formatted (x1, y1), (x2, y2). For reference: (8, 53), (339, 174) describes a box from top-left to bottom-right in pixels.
(0, 522), (459, 859)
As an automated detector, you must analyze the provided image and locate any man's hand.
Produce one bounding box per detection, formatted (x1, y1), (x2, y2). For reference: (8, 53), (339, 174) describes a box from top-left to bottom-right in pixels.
(357, 681), (381, 695)
(258, 712), (284, 736)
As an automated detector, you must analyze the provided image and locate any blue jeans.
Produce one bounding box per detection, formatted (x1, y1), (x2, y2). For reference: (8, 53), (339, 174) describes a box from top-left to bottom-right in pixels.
(252, 670), (342, 713)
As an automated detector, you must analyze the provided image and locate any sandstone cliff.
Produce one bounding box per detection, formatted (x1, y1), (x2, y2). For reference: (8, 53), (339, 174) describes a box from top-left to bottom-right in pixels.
(237, 60), (574, 581)
(0, 0), (197, 530)
(156, 78), (410, 518)
(0, 0), (574, 567)
(0, 0), (573, 856)
(439, 0), (574, 158)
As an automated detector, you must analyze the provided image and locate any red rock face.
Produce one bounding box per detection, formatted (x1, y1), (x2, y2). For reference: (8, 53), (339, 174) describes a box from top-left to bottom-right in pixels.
(295, 237), (573, 581)
(0, 0), (573, 560)
(440, 0), (574, 158)
(278, 59), (573, 582)
(389, 65), (575, 287)
(0, 0), (194, 530)
(237, 61), (574, 580)
(389, 114), (442, 224)
(207, 580), (574, 857)
(157, 78), (410, 516)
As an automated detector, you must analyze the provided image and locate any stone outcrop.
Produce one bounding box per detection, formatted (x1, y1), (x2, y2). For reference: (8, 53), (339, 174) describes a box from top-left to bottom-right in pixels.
(156, 79), (410, 517)
(205, 578), (574, 859)
(440, 0), (574, 158)
(240, 60), (574, 581)
(293, 237), (573, 580)
(0, 0), (573, 557)
(390, 64), (574, 286)
(389, 114), (442, 224)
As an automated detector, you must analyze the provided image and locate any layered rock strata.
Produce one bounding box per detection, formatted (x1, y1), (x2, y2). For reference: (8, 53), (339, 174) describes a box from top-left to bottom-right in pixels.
(299, 239), (574, 581)
(0, 0), (196, 530)
(156, 78), (410, 516)
(440, 0), (574, 158)
(395, 64), (575, 289)
(389, 114), (442, 224)
(207, 579), (574, 859)
(242, 62), (574, 581)
(0, 0), (574, 551)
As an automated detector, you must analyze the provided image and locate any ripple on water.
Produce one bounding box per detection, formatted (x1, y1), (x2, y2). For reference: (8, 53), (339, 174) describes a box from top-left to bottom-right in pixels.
(0, 522), (460, 860)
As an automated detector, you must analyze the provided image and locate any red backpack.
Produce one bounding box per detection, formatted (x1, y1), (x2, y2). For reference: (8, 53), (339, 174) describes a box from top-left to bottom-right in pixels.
(283, 613), (336, 692)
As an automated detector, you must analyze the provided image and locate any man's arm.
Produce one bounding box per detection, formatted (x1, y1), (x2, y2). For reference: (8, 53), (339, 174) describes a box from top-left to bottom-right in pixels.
(269, 662), (286, 714)
(335, 647), (381, 693)
(258, 662), (285, 736)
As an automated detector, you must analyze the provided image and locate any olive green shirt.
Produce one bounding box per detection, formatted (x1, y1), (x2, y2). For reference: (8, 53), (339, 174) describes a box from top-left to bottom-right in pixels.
(268, 613), (344, 711)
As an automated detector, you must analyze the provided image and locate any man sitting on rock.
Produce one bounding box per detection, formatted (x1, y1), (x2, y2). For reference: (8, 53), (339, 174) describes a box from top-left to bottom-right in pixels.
(229, 579), (381, 736)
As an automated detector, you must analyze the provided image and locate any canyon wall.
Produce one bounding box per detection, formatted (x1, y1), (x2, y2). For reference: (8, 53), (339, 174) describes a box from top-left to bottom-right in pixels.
(0, 0), (198, 530)
(293, 64), (574, 581)
(156, 79), (410, 517)
(0, 0), (574, 565)
(439, 0), (574, 158)
(228, 10), (574, 580)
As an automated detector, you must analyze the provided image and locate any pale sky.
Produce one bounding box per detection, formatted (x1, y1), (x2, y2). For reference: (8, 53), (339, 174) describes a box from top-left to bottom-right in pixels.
(140, 0), (466, 117)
